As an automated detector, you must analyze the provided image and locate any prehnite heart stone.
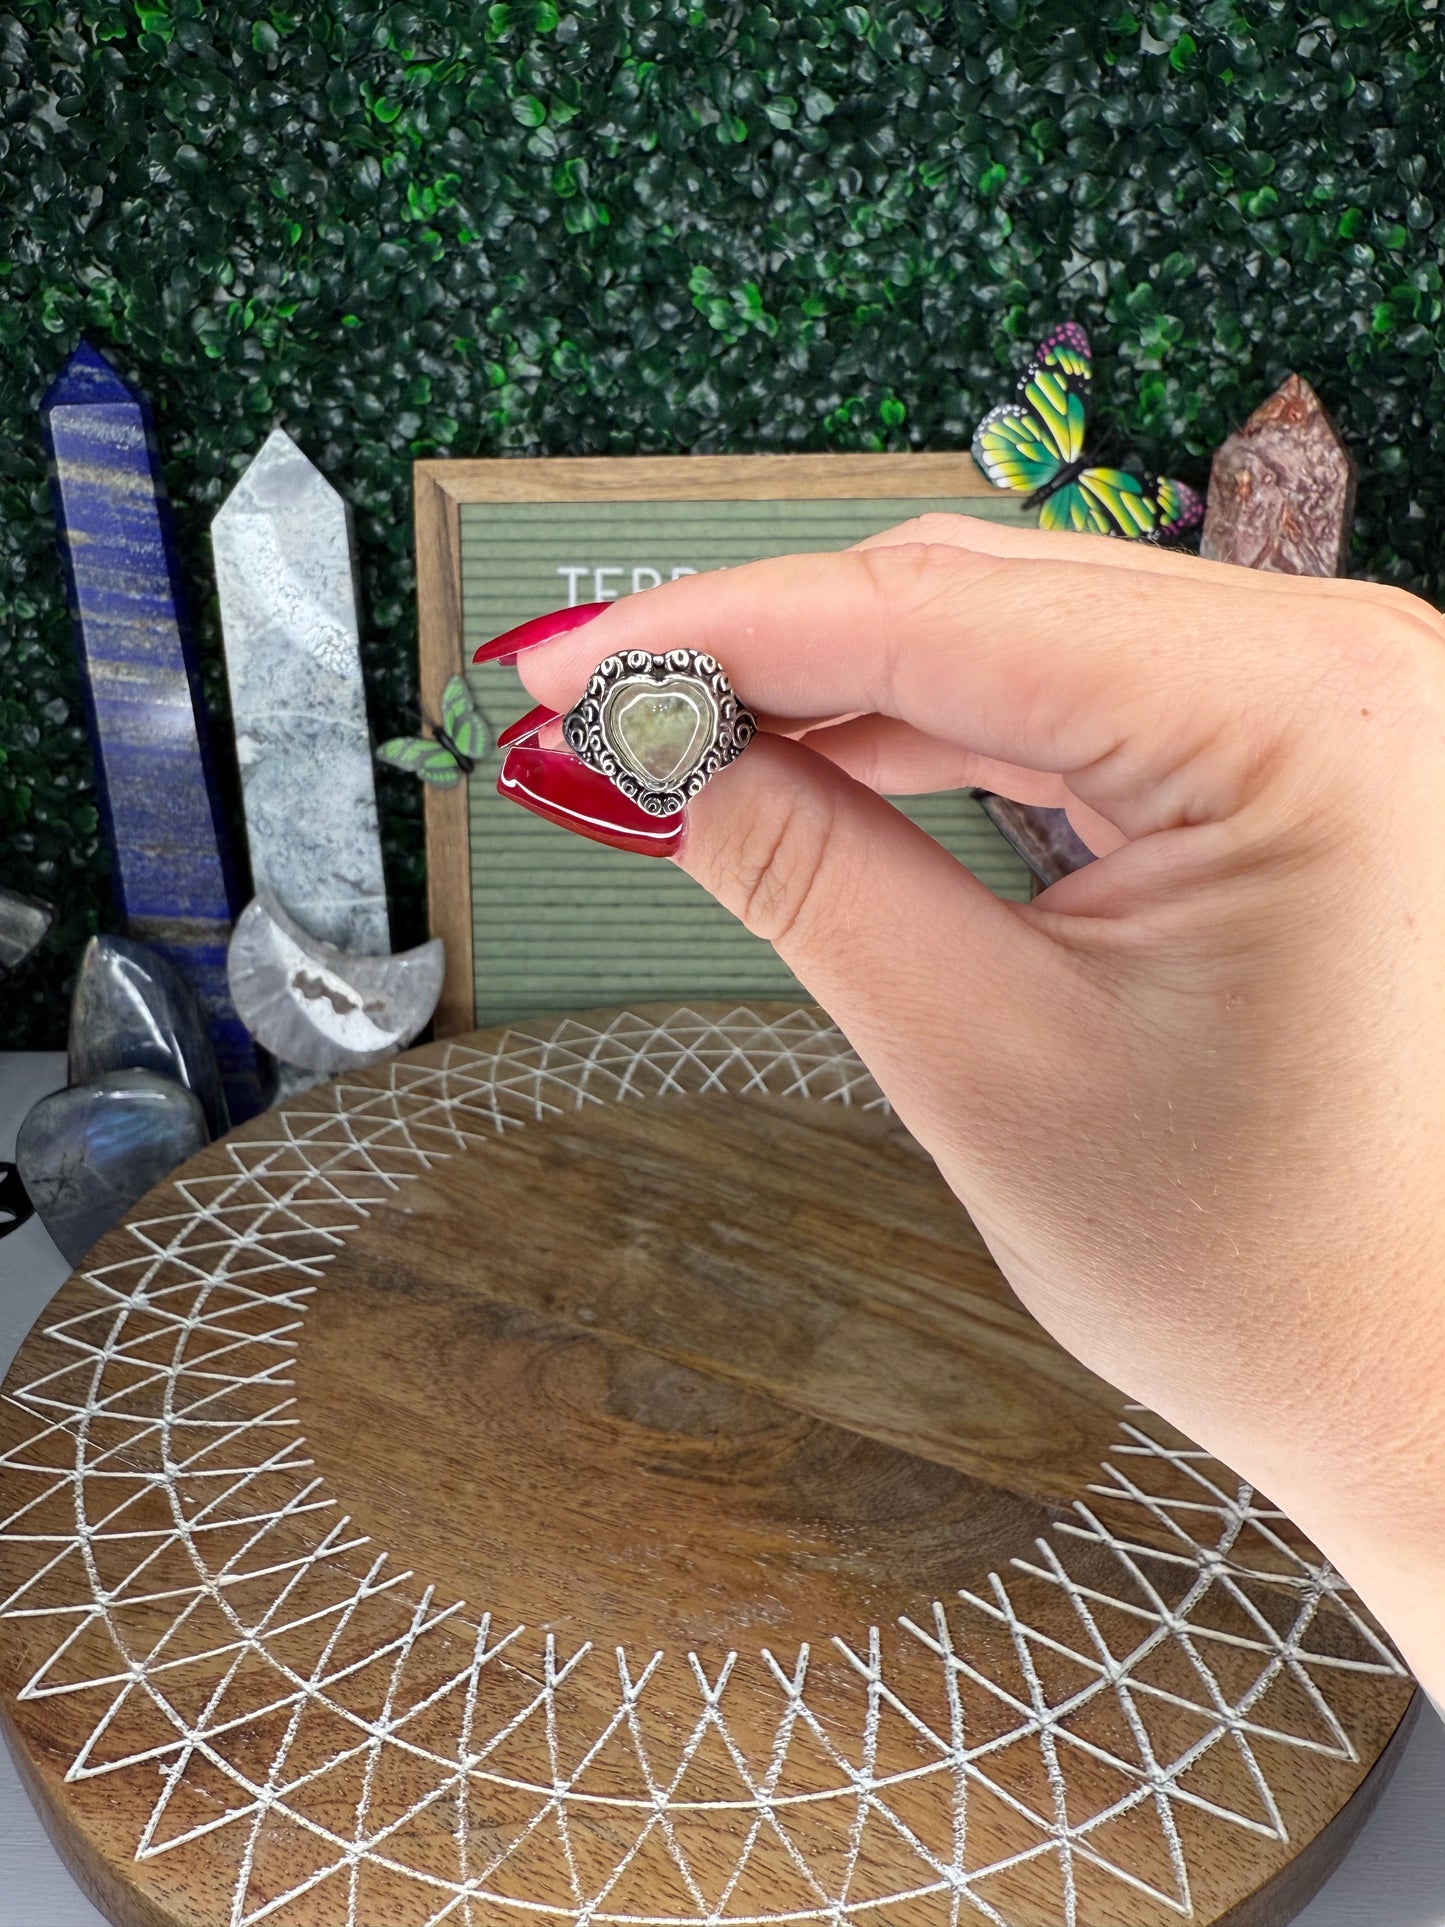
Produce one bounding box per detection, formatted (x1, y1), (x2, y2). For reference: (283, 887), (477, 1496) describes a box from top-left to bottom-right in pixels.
(610, 684), (710, 788)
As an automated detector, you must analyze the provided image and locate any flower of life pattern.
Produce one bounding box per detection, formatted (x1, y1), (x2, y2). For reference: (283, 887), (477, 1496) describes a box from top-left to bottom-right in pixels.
(0, 1009), (1409, 1927)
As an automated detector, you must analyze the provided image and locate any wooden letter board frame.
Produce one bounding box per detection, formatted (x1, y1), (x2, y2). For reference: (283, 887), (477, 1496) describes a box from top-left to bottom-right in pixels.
(414, 453), (1031, 1035)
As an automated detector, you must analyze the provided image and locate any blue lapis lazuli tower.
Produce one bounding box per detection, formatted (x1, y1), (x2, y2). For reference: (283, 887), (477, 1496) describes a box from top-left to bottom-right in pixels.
(41, 343), (262, 1123)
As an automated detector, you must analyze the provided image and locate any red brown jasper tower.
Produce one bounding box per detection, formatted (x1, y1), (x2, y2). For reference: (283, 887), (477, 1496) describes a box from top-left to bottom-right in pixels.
(1200, 374), (1358, 577)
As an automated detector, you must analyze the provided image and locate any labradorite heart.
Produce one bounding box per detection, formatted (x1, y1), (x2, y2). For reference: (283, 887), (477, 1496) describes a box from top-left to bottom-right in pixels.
(607, 681), (712, 788)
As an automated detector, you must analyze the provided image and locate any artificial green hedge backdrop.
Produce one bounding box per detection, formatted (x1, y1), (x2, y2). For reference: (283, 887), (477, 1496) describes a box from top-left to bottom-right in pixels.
(2, 0), (1442, 1044)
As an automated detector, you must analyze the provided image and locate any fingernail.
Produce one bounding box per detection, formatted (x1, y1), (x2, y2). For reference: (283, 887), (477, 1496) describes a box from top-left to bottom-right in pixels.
(497, 703), (561, 750)
(472, 601), (610, 667)
(497, 746), (685, 858)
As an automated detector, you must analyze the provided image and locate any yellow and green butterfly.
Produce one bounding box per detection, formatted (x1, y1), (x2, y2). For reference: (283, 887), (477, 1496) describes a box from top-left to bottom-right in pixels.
(971, 323), (1204, 540)
(375, 674), (489, 788)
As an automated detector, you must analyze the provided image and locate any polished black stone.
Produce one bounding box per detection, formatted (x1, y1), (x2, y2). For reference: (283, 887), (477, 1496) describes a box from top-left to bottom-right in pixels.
(69, 934), (229, 1138)
(16, 1069), (208, 1268)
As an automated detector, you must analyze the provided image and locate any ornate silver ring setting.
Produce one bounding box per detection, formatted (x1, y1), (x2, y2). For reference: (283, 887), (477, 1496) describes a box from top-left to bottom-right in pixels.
(562, 649), (757, 817)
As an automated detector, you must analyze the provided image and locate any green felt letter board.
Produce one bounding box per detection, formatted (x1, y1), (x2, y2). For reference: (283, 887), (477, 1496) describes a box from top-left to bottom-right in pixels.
(414, 458), (1036, 1032)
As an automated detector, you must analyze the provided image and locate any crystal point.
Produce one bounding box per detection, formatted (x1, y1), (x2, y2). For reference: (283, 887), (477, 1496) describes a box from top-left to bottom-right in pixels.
(41, 340), (261, 1120)
(1200, 375), (1356, 577)
(213, 429), (390, 956)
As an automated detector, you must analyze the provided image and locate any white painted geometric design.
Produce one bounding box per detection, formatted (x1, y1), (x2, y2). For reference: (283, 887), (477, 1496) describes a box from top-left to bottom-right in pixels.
(0, 1009), (1409, 1926)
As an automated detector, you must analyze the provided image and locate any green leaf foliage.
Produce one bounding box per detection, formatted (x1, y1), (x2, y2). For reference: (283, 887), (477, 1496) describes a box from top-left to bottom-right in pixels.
(1, 0), (1442, 1041)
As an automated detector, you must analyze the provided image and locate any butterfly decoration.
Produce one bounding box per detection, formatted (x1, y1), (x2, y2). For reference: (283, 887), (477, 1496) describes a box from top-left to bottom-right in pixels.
(375, 674), (489, 788)
(971, 323), (1205, 541)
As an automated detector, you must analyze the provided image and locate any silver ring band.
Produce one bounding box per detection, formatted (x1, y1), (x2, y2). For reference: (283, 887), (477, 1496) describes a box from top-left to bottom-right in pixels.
(562, 649), (757, 816)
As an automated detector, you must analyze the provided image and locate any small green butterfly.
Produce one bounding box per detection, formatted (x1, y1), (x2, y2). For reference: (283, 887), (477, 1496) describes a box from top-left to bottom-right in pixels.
(972, 323), (1204, 540)
(375, 674), (490, 788)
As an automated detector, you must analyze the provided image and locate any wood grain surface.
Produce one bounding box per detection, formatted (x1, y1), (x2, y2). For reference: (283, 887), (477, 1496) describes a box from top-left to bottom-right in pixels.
(0, 1007), (1417, 1927)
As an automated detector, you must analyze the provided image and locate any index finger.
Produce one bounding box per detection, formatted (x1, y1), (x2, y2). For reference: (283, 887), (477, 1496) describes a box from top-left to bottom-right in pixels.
(496, 537), (1350, 838)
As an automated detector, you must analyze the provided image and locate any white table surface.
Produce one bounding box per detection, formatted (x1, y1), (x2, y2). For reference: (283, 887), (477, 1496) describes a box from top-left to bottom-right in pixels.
(0, 1050), (1439, 1925)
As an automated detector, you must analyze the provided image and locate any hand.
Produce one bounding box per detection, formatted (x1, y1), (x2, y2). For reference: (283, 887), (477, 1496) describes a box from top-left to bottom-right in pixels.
(503, 514), (1445, 1706)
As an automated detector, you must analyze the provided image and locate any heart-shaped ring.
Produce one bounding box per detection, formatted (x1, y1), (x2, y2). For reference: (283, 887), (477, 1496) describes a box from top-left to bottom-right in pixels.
(562, 650), (757, 817)
(477, 608), (760, 857)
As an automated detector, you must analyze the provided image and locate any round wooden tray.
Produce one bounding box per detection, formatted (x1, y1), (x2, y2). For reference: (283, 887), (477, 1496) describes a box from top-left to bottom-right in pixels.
(0, 1005), (1416, 1927)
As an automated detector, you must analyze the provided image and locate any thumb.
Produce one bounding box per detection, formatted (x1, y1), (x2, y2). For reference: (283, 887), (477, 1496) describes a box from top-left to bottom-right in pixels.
(676, 731), (1078, 1165)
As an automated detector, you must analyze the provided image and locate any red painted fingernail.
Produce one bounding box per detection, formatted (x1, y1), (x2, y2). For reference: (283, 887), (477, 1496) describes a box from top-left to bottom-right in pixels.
(497, 702), (561, 750)
(497, 746), (685, 857)
(472, 601), (610, 667)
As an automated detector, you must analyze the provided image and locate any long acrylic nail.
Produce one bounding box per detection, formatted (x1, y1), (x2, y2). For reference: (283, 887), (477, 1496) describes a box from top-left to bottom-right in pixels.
(472, 601), (610, 667)
(497, 746), (685, 857)
(497, 703), (561, 750)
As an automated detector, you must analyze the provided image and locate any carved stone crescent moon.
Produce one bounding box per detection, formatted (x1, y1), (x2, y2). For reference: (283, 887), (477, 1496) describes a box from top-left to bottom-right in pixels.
(226, 890), (444, 1071)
